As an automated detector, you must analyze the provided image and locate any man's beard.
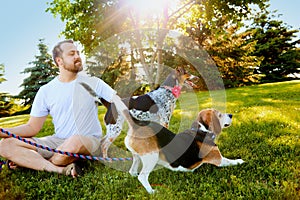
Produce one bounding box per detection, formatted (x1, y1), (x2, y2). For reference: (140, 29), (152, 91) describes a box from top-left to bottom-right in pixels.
(63, 60), (83, 73)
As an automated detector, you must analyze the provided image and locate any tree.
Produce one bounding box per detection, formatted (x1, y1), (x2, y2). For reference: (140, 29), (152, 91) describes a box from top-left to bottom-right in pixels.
(46, 0), (268, 89)
(16, 39), (58, 106)
(46, 0), (268, 54)
(205, 27), (261, 88)
(0, 63), (6, 83)
(247, 9), (300, 82)
(0, 64), (13, 117)
(175, 3), (266, 88)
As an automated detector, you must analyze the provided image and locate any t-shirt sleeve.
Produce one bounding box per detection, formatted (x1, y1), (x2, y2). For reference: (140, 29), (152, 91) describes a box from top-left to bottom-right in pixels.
(96, 78), (116, 102)
(30, 87), (49, 117)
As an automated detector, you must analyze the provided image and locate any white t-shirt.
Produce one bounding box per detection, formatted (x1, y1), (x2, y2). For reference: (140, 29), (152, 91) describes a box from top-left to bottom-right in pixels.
(30, 73), (116, 139)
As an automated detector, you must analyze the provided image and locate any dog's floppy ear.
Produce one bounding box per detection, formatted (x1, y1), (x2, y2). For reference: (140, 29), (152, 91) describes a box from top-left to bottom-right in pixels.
(197, 110), (210, 130)
(198, 109), (221, 134)
(211, 111), (221, 135)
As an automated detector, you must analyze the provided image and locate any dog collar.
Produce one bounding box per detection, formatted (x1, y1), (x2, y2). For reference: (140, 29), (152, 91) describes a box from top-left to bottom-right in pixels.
(193, 123), (215, 137)
(163, 86), (181, 98)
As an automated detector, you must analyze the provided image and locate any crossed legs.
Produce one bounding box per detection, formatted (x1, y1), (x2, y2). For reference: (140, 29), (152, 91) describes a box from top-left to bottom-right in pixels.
(0, 135), (99, 175)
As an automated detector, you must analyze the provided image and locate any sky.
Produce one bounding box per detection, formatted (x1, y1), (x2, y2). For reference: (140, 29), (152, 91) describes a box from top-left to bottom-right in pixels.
(0, 0), (299, 96)
(0, 1), (65, 95)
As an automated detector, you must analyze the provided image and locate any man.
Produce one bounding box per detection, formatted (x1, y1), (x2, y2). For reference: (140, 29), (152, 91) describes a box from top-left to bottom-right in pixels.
(0, 39), (121, 177)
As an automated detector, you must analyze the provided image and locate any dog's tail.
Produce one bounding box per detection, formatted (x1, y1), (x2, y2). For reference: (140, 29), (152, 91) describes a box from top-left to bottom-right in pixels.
(80, 82), (103, 104)
(80, 82), (135, 128)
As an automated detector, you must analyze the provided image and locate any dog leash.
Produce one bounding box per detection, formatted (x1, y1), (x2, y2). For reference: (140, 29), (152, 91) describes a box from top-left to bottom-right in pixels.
(0, 128), (132, 172)
(0, 160), (5, 171)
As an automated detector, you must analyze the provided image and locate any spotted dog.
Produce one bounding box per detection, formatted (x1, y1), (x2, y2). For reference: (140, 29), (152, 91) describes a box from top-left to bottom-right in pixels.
(81, 67), (199, 158)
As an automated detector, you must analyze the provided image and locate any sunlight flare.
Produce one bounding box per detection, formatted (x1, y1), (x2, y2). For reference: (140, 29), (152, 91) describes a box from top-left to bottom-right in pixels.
(128, 0), (173, 13)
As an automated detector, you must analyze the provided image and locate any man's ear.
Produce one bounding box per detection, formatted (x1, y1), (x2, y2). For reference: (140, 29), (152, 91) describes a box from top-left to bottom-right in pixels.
(55, 57), (62, 66)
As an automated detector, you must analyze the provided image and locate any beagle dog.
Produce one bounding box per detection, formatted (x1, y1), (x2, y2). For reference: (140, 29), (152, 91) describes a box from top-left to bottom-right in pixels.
(118, 108), (244, 194)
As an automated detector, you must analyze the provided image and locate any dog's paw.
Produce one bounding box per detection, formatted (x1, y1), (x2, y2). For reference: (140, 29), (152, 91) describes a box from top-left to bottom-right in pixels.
(148, 189), (156, 194)
(129, 171), (139, 177)
(219, 157), (245, 167)
(236, 159), (245, 164)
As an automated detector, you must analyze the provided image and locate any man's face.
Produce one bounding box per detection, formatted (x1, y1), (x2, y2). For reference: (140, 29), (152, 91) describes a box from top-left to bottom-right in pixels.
(58, 43), (83, 73)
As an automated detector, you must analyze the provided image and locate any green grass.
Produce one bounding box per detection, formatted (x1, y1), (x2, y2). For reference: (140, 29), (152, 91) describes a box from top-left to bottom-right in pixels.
(0, 80), (299, 200)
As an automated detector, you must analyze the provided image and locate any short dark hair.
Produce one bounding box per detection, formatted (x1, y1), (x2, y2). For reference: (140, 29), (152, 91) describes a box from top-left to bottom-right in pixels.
(52, 39), (74, 66)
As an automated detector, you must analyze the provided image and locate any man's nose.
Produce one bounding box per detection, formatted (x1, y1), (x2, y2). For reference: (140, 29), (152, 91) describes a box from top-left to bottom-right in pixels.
(74, 53), (80, 59)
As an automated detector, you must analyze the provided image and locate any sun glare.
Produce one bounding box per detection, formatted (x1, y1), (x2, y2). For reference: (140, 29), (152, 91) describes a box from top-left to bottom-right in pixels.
(128, 0), (173, 14)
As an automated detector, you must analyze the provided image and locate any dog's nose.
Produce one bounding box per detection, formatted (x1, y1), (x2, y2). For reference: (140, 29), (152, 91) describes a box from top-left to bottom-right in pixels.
(228, 114), (233, 119)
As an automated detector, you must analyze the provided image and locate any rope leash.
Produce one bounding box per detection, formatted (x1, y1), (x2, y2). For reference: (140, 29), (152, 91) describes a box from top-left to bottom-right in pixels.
(0, 128), (132, 172)
(0, 160), (5, 171)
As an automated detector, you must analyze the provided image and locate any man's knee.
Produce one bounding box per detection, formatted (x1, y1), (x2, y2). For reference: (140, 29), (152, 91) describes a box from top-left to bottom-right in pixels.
(49, 135), (97, 166)
(49, 135), (84, 166)
(62, 135), (93, 154)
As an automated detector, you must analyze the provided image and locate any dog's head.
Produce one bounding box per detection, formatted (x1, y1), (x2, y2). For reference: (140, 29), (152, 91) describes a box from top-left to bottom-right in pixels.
(174, 66), (199, 88)
(192, 109), (233, 135)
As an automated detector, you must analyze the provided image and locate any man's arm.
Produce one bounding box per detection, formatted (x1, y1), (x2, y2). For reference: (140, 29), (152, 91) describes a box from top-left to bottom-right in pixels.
(111, 94), (128, 113)
(0, 116), (47, 138)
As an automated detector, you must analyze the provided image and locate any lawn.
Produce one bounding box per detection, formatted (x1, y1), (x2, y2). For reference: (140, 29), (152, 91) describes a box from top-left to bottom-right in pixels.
(0, 80), (299, 200)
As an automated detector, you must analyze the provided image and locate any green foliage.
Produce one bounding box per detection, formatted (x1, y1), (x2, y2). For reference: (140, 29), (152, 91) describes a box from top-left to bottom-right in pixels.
(247, 9), (300, 82)
(0, 80), (299, 199)
(0, 64), (14, 117)
(204, 27), (261, 88)
(46, 0), (271, 90)
(15, 39), (58, 106)
(46, 0), (268, 54)
(0, 93), (13, 117)
(177, 3), (268, 88)
(0, 64), (6, 83)
(0, 64), (29, 117)
(88, 49), (132, 90)
(46, 0), (127, 55)
(46, 0), (300, 89)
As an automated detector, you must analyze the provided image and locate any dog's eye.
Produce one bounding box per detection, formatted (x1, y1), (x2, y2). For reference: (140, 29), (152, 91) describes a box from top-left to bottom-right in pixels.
(219, 114), (222, 118)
